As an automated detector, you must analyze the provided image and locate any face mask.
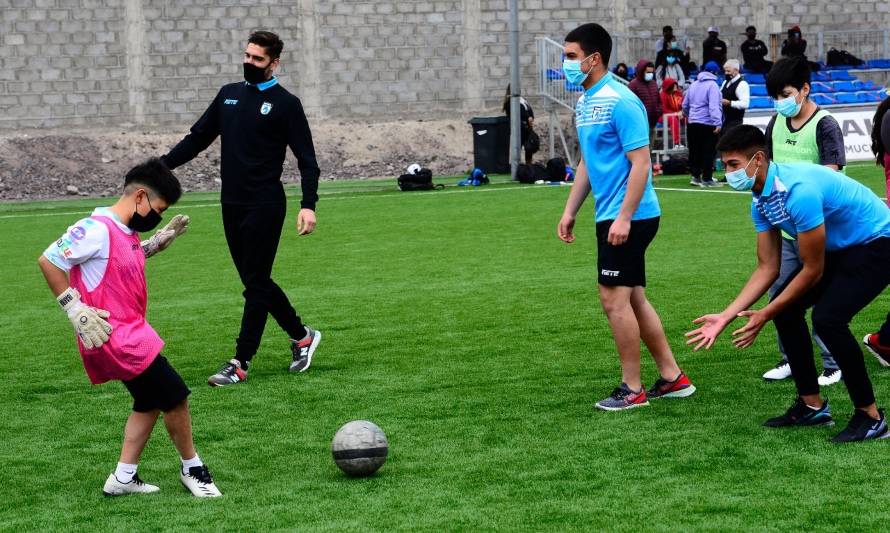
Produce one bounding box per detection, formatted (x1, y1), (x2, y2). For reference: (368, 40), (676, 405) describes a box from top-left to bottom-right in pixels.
(128, 191), (163, 232)
(774, 91), (803, 117)
(725, 73), (734, 81)
(671, 41), (680, 50)
(644, 72), (654, 82)
(563, 55), (592, 86)
(243, 62), (269, 84)
(725, 152), (761, 191)
(666, 56), (677, 65)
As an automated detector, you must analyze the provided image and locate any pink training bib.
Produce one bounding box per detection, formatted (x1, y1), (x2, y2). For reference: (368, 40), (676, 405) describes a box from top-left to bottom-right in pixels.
(69, 216), (164, 384)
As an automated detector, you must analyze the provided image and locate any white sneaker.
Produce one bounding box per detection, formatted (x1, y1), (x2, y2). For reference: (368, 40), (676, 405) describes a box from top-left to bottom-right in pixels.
(180, 465), (222, 497)
(818, 368), (843, 386)
(763, 361), (792, 381)
(102, 473), (159, 496)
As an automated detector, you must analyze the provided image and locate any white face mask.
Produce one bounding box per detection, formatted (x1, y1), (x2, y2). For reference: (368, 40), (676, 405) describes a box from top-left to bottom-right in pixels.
(644, 72), (654, 82)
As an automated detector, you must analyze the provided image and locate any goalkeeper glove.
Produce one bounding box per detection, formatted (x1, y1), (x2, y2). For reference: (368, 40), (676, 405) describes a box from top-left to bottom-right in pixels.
(57, 287), (113, 349)
(141, 214), (190, 258)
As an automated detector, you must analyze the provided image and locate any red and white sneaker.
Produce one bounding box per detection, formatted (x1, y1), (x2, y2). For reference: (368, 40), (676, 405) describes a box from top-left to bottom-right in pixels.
(647, 372), (697, 399)
(595, 383), (649, 411)
(207, 359), (247, 387)
(289, 326), (321, 372)
(863, 333), (890, 367)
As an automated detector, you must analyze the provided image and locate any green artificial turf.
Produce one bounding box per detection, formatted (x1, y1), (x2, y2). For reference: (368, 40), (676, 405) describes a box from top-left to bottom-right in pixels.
(1, 163), (888, 531)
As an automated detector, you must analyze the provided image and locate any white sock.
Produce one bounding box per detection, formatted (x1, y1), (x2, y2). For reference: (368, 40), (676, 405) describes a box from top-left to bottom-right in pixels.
(181, 455), (203, 474)
(114, 462), (138, 483)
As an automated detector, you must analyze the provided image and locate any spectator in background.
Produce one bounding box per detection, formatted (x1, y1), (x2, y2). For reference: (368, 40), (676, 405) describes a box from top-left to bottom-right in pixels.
(502, 84), (536, 165)
(862, 96), (890, 367)
(656, 37), (693, 77)
(656, 50), (686, 89)
(702, 26), (728, 67)
(760, 56), (845, 385)
(660, 77), (685, 147)
(740, 26), (772, 73)
(721, 59), (750, 136)
(682, 61), (723, 187)
(781, 25), (807, 58)
(629, 59), (662, 147)
(613, 63), (630, 81)
(655, 25), (685, 56)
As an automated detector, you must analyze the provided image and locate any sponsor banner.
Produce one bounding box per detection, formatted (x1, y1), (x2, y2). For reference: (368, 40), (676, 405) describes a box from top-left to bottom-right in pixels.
(745, 108), (878, 162)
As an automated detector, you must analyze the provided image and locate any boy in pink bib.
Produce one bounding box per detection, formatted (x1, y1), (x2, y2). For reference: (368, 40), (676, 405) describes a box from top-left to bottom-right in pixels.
(39, 159), (222, 498)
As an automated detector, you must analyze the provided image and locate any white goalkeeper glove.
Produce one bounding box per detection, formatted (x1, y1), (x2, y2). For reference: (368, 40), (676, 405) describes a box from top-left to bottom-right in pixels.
(57, 287), (113, 349)
(141, 214), (190, 258)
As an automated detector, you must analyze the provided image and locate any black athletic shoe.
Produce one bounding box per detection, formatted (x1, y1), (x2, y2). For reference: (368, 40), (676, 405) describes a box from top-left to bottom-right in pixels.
(831, 409), (890, 443)
(763, 397), (834, 428)
(289, 326), (321, 372)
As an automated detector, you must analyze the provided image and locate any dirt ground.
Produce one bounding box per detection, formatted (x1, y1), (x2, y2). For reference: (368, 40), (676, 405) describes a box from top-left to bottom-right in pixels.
(0, 118), (491, 201)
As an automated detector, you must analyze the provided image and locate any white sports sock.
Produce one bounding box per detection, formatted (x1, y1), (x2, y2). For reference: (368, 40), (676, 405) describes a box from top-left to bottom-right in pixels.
(114, 462), (138, 483)
(181, 455), (203, 474)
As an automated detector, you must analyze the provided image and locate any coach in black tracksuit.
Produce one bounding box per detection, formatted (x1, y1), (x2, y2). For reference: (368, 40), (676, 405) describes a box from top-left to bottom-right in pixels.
(162, 31), (322, 386)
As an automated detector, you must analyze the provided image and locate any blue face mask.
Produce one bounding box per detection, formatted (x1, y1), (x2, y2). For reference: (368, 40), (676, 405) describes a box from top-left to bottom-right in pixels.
(774, 91), (803, 117)
(644, 72), (654, 82)
(725, 152), (761, 191)
(671, 41), (680, 50)
(666, 56), (677, 65)
(563, 55), (592, 86)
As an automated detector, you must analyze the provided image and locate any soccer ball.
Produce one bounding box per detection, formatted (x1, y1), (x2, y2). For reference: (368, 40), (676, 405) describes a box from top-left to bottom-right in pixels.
(406, 163), (421, 175)
(331, 420), (388, 477)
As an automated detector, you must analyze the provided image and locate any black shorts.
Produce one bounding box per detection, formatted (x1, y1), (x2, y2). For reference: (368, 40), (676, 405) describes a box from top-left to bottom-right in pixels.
(595, 217), (659, 287)
(122, 355), (191, 413)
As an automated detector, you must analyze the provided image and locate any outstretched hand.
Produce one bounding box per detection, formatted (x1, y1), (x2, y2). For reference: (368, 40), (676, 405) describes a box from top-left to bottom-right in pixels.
(685, 313), (730, 351)
(731, 309), (769, 349)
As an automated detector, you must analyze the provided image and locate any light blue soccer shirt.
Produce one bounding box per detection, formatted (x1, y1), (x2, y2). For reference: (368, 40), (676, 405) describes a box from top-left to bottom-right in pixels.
(752, 162), (890, 251)
(575, 73), (661, 223)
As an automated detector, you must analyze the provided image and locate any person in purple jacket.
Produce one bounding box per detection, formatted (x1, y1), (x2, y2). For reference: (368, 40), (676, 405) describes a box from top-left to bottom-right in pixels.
(682, 61), (724, 187)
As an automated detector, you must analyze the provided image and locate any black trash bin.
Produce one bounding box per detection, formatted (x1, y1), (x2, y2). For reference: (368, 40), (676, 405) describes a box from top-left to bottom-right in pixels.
(468, 116), (510, 174)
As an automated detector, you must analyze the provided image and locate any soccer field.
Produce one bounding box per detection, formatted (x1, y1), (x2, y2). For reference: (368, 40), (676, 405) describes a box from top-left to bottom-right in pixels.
(2, 165), (890, 531)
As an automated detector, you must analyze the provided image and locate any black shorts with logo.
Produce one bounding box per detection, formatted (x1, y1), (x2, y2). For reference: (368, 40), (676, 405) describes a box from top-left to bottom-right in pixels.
(595, 217), (660, 287)
(122, 355), (191, 413)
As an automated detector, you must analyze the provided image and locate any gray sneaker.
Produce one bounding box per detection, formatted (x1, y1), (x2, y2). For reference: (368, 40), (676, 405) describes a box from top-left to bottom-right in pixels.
(290, 327), (321, 372)
(690, 177), (703, 187)
(207, 359), (247, 387)
(595, 383), (650, 411)
(703, 179), (723, 187)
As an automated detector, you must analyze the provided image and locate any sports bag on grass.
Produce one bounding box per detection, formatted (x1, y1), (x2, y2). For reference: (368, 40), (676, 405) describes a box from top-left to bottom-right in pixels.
(397, 168), (443, 191)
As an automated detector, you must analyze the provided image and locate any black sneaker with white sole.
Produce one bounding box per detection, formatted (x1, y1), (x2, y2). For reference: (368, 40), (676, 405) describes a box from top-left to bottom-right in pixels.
(290, 326), (321, 372)
(763, 397), (834, 428)
(831, 409), (890, 443)
(180, 465), (222, 497)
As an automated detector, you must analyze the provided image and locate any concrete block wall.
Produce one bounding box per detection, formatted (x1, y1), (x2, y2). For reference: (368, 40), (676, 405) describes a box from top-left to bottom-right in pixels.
(0, 0), (888, 130)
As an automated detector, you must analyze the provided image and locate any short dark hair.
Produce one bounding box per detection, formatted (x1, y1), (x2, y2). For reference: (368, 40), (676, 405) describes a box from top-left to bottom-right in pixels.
(124, 158), (182, 205)
(248, 30), (284, 60)
(746, 25), (756, 33)
(765, 56), (810, 97)
(716, 125), (767, 157)
(565, 23), (612, 64)
(662, 25), (673, 33)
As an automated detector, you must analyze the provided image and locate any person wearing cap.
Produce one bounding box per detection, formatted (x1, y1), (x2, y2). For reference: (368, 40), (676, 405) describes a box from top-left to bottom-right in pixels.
(703, 26), (728, 67)
(740, 26), (772, 74)
(781, 25), (808, 59)
(720, 59), (750, 137)
(682, 61), (723, 187)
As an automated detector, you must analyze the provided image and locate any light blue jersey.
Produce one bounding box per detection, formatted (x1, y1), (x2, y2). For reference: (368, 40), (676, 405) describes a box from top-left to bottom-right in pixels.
(752, 162), (890, 251)
(575, 74), (661, 223)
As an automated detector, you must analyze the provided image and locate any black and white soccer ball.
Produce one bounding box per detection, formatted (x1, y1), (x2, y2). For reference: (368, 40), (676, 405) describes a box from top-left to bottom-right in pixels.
(331, 420), (388, 477)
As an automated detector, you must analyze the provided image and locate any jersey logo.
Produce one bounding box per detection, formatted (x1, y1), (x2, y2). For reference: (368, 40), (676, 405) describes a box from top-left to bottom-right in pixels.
(224, 99), (238, 105)
(260, 102), (272, 115)
(785, 139), (797, 146)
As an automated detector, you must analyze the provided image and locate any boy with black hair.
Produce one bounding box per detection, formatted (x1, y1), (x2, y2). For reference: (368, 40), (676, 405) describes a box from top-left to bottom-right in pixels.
(38, 159), (222, 496)
(688, 125), (890, 443)
(162, 30), (322, 386)
(558, 22), (695, 411)
(759, 56), (846, 385)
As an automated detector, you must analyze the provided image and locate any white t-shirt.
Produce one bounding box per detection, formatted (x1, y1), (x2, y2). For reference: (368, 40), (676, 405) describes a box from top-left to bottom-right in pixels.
(43, 207), (134, 291)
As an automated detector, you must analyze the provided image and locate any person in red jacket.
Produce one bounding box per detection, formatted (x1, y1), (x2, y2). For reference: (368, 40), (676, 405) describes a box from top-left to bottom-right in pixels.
(660, 77), (684, 147)
(629, 59), (661, 148)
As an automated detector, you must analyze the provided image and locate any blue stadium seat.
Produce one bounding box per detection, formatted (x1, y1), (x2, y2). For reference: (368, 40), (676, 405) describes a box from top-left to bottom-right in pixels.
(812, 94), (836, 106)
(829, 70), (855, 81)
(745, 73), (765, 84)
(810, 82), (833, 94)
(565, 81), (584, 92)
(547, 68), (564, 80)
(867, 59), (890, 69)
(813, 71), (832, 82)
(854, 79), (877, 90)
(832, 80), (857, 92)
(750, 85), (768, 96)
(857, 91), (886, 103)
(750, 97), (772, 109)
(834, 92), (858, 104)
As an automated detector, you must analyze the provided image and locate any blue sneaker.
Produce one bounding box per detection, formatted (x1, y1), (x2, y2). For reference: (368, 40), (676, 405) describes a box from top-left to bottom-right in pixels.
(595, 383), (649, 411)
(763, 397), (834, 428)
(831, 409), (890, 443)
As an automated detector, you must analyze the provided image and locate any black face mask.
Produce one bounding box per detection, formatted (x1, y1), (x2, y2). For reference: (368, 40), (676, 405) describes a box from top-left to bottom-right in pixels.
(128, 193), (163, 233)
(243, 62), (269, 84)
(725, 74), (734, 81)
